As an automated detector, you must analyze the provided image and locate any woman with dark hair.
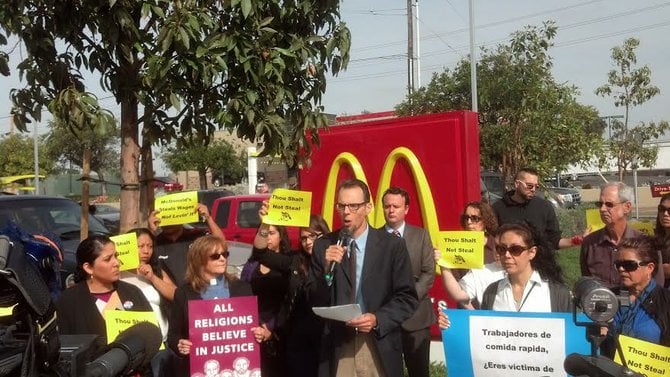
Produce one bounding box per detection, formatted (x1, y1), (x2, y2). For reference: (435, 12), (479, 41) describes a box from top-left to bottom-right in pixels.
(242, 221), (291, 377)
(653, 192), (670, 288)
(435, 201), (502, 309)
(609, 236), (670, 347)
(249, 204), (330, 377)
(438, 223), (571, 328)
(458, 201), (498, 263)
(121, 228), (177, 338)
(167, 235), (252, 376)
(480, 223), (570, 312)
(56, 235), (152, 342)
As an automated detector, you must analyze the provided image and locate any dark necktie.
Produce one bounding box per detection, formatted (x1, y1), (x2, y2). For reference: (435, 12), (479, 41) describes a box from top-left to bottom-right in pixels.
(348, 240), (357, 304)
(393, 229), (401, 238)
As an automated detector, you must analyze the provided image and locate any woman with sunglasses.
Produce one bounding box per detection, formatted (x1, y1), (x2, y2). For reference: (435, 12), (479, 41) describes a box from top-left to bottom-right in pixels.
(167, 235), (252, 377)
(435, 201), (503, 309)
(606, 236), (670, 350)
(249, 203), (330, 377)
(479, 223), (571, 312)
(653, 193), (670, 288)
(438, 223), (571, 329)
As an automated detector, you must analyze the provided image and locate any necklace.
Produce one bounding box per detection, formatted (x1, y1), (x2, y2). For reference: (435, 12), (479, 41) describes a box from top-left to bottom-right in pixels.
(514, 281), (537, 312)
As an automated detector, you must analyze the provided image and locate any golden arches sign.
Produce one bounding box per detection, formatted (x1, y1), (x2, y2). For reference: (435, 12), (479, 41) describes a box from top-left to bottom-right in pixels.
(322, 147), (440, 241)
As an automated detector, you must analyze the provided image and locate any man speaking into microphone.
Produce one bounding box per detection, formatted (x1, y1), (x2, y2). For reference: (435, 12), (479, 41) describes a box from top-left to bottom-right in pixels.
(307, 179), (418, 377)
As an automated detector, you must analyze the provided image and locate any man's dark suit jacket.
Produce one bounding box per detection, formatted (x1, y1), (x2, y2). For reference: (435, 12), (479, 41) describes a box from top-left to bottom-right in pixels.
(400, 224), (435, 332)
(307, 226), (418, 377)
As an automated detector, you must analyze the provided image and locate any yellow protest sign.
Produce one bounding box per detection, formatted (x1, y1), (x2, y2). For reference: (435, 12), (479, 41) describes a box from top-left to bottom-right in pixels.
(110, 233), (139, 271)
(104, 310), (164, 349)
(629, 220), (654, 236)
(586, 208), (605, 232)
(262, 189), (312, 227)
(435, 231), (485, 272)
(614, 334), (670, 377)
(155, 191), (199, 226)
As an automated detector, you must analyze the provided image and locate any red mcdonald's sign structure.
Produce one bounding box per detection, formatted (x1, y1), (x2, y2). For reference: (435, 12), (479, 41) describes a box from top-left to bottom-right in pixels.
(300, 110), (481, 337)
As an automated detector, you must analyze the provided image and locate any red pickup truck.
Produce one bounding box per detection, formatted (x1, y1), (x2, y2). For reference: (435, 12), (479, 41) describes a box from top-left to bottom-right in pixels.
(210, 194), (300, 248)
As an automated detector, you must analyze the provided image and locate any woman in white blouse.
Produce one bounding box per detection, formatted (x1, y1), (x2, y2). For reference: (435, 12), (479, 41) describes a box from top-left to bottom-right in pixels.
(439, 223), (572, 328)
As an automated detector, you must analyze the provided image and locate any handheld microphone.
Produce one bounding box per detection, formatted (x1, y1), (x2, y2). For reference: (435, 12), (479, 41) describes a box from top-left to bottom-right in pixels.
(325, 228), (351, 287)
(85, 321), (162, 377)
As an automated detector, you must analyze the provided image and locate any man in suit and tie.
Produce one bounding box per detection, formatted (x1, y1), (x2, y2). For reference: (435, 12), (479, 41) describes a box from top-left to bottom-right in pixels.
(308, 179), (418, 377)
(382, 187), (435, 377)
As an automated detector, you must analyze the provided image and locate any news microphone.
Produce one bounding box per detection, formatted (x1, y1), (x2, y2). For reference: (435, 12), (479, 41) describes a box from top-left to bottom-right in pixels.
(85, 321), (162, 377)
(564, 353), (643, 377)
(573, 277), (618, 324)
(325, 228), (351, 287)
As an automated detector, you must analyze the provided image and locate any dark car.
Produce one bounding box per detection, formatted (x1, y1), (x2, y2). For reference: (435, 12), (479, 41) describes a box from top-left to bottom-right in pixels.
(0, 196), (110, 288)
(91, 203), (121, 233)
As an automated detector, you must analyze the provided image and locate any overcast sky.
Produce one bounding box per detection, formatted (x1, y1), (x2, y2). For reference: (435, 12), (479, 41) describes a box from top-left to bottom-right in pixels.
(323, 0), (670, 127)
(2, 1), (670, 173)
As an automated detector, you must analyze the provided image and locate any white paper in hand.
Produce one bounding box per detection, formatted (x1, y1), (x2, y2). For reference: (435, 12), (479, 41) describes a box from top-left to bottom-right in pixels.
(312, 304), (362, 322)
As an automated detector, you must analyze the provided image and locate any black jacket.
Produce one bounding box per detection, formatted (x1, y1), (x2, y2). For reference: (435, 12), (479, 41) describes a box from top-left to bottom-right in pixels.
(492, 190), (561, 250)
(56, 280), (153, 343)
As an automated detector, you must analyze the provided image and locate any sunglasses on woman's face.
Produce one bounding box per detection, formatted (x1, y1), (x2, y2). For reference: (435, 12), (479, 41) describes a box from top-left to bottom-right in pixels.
(208, 251), (230, 261)
(614, 259), (649, 272)
(495, 244), (529, 256)
(460, 214), (482, 223)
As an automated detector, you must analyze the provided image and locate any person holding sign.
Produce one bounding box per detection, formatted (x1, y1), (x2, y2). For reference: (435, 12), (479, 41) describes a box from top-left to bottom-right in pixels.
(56, 235), (153, 346)
(438, 223), (571, 329)
(251, 202), (330, 377)
(653, 193), (670, 288)
(167, 235), (252, 377)
(242, 223), (291, 377)
(435, 201), (504, 309)
(307, 179), (418, 377)
(120, 228), (177, 375)
(151, 203), (224, 287)
(602, 236), (670, 356)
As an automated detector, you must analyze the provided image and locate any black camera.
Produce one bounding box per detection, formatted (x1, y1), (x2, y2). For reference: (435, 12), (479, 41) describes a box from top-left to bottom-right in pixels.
(0, 231), (160, 377)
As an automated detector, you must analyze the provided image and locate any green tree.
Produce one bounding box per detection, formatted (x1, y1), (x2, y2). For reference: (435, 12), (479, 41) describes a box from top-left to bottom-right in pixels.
(595, 38), (669, 180)
(0, 0), (350, 231)
(45, 118), (120, 194)
(0, 133), (54, 177)
(162, 138), (246, 189)
(396, 21), (603, 183)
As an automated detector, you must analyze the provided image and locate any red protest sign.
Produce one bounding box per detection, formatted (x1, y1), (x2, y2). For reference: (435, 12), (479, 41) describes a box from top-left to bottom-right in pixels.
(188, 296), (260, 377)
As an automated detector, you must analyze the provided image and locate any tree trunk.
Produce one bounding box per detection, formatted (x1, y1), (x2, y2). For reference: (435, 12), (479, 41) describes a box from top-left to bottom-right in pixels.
(80, 148), (91, 240)
(119, 96), (140, 233)
(98, 172), (107, 197)
(199, 168), (208, 190)
(139, 114), (155, 227)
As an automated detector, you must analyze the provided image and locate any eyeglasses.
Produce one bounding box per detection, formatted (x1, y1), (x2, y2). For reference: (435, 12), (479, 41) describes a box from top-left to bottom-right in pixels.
(495, 244), (530, 256)
(596, 201), (623, 209)
(658, 205), (670, 215)
(208, 251), (230, 261)
(300, 232), (323, 242)
(335, 202), (367, 212)
(460, 214), (482, 223)
(516, 180), (540, 190)
(614, 259), (650, 272)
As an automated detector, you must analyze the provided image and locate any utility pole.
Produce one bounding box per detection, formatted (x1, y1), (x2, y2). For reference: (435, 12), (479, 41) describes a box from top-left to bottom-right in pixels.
(407, 0), (415, 98)
(414, 0), (421, 88)
(469, 0), (478, 112)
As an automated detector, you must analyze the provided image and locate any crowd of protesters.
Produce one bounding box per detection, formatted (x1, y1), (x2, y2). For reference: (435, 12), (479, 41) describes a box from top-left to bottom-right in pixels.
(48, 169), (670, 377)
